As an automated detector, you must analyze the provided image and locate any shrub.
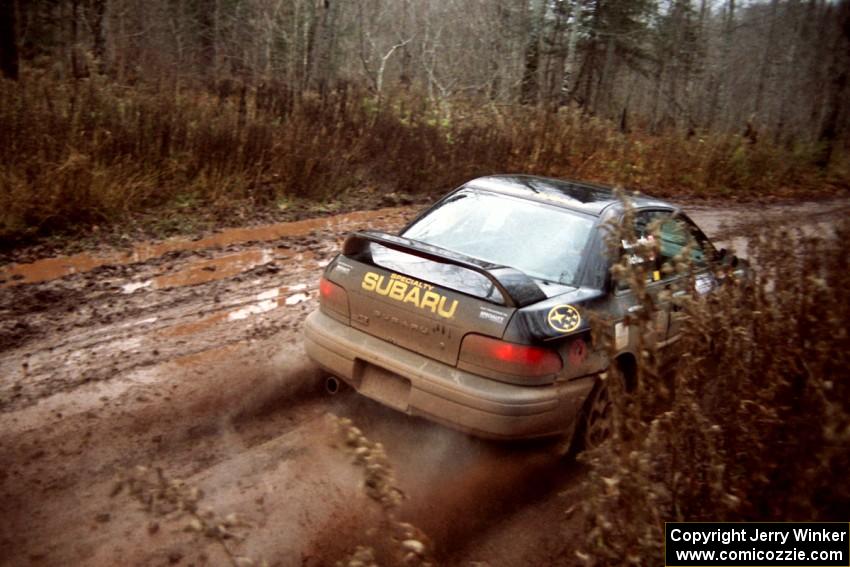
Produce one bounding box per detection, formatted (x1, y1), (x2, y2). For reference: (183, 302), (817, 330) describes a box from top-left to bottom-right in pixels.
(0, 75), (845, 245)
(576, 203), (850, 564)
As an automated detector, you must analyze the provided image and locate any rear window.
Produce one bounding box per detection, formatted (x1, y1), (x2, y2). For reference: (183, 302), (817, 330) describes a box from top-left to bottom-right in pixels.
(402, 189), (595, 286)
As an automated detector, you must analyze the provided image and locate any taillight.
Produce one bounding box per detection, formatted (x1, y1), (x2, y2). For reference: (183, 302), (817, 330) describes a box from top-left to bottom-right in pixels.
(459, 334), (562, 380)
(319, 277), (349, 318)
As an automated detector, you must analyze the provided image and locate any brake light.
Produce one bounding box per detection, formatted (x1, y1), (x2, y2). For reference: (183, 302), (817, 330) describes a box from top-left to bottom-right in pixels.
(319, 277), (349, 318)
(459, 334), (562, 379)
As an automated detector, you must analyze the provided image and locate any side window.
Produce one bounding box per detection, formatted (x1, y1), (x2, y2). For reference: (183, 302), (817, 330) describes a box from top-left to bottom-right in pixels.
(618, 211), (711, 291)
(617, 211), (665, 290)
(658, 217), (709, 269)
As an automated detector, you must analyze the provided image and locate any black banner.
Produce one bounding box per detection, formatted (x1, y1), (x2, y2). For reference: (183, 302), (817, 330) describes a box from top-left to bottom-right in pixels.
(665, 522), (849, 566)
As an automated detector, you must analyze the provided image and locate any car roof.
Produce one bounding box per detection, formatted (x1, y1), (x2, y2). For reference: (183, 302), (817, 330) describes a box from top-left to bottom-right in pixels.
(463, 174), (674, 217)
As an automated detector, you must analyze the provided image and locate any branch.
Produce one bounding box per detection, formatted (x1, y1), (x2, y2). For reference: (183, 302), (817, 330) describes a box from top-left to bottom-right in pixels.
(376, 37), (412, 94)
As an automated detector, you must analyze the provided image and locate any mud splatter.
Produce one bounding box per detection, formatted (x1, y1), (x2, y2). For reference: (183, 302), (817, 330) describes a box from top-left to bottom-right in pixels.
(0, 207), (411, 287)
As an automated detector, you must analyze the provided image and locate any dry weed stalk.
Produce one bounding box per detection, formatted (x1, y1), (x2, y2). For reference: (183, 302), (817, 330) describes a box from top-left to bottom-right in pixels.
(332, 416), (432, 567)
(575, 197), (849, 565)
(112, 465), (264, 567)
(2, 75), (843, 245)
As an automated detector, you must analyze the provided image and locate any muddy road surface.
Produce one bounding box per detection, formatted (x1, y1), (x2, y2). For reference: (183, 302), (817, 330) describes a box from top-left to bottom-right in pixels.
(1, 199), (848, 567)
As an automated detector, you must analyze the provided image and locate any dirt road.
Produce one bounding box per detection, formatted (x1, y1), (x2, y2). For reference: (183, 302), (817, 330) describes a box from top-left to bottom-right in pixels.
(1, 198), (848, 566)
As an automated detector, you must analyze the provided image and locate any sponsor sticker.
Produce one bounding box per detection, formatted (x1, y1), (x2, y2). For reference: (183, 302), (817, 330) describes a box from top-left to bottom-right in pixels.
(334, 260), (353, 275)
(547, 304), (581, 333)
(615, 321), (629, 351)
(361, 272), (459, 319)
(479, 306), (508, 324)
(696, 273), (714, 295)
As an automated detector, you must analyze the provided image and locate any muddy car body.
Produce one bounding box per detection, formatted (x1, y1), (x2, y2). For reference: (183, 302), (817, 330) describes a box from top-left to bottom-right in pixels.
(304, 175), (736, 448)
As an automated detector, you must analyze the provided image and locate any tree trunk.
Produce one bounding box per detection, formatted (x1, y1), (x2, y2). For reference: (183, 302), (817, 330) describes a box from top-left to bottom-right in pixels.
(0, 0), (18, 80)
(198, 0), (217, 83)
(595, 35), (616, 115)
(70, 0), (89, 78)
(91, 0), (107, 74)
(520, 0), (546, 105)
(399, 0), (411, 89)
(815, 0), (850, 168)
(712, 0), (735, 130)
(560, 1), (578, 106)
(311, 0), (339, 95)
(773, 0), (804, 145)
(753, 0), (779, 126)
(302, 0), (318, 92)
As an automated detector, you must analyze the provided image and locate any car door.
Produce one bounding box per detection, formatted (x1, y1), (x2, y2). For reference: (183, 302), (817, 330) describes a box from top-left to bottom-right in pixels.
(612, 209), (675, 349)
(656, 213), (717, 342)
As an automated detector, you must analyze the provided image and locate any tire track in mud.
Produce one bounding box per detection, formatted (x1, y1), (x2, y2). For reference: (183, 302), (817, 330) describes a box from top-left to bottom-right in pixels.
(0, 207), (417, 566)
(311, 392), (589, 565)
(1, 351), (343, 565)
(0, 209), (414, 412)
(1, 199), (848, 566)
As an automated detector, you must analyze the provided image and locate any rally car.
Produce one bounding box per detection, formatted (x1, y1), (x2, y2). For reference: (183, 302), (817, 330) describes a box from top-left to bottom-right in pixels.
(304, 175), (740, 450)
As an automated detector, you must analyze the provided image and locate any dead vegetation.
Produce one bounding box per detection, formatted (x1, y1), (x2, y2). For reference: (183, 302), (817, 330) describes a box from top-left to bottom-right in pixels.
(113, 465), (264, 567)
(332, 416), (433, 567)
(575, 202), (850, 564)
(1, 76), (847, 245)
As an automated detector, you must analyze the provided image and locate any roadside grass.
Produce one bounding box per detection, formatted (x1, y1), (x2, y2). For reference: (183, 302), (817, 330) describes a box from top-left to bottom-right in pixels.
(1, 74), (847, 247)
(575, 208), (850, 564)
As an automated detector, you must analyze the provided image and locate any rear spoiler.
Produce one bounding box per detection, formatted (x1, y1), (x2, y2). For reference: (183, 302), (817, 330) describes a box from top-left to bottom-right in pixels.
(342, 231), (547, 308)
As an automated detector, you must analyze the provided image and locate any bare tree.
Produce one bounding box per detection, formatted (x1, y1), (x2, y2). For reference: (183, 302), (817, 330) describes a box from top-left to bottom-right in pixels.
(0, 0), (18, 80)
(355, 0), (411, 100)
(7, 0), (849, 148)
(815, 0), (850, 167)
(520, 0), (547, 105)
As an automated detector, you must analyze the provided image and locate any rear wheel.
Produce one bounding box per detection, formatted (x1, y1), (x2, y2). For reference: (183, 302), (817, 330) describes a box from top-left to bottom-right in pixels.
(550, 374), (613, 458)
(581, 378), (613, 450)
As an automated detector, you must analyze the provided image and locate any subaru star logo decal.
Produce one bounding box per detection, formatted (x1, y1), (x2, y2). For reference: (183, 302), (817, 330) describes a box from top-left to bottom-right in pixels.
(547, 304), (581, 333)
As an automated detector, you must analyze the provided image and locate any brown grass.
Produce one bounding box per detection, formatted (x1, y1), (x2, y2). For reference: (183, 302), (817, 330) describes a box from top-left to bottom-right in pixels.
(576, 206), (850, 564)
(1, 75), (847, 245)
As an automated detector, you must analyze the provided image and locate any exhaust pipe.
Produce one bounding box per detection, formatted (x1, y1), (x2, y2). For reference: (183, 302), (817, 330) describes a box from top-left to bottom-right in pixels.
(325, 376), (342, 395)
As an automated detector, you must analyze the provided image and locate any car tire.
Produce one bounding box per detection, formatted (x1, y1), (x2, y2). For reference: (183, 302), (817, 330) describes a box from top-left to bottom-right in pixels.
(581, 376), (613, 450)
(549, 373), (613, 458)
(564, 374), (613, 455)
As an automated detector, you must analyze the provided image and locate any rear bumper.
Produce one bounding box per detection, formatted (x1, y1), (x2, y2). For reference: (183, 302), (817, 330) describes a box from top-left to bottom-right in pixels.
(303, 310), (594, 440)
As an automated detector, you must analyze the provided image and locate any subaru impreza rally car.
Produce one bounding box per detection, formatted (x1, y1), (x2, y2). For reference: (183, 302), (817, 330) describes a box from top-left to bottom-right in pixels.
(304, 175), (740, 450)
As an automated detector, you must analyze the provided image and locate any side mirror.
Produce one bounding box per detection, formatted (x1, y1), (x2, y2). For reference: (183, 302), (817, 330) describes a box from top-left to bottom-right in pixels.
(718, 248), (739, 268)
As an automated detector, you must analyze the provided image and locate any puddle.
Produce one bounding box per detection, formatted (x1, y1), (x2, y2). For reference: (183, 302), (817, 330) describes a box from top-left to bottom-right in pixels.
(158, 283), (315, 338)
(3, 202), (847, 289)
(172, 342), (245, 369)
(1, 207), (411, 287)
(121, 281), (153, 294)
(120, 249), (319, 293)
(284, 292), (309, 306)
(153, 249), (274, 289)
(159, 312), (232, 339)
(228, 289), (281, 321)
